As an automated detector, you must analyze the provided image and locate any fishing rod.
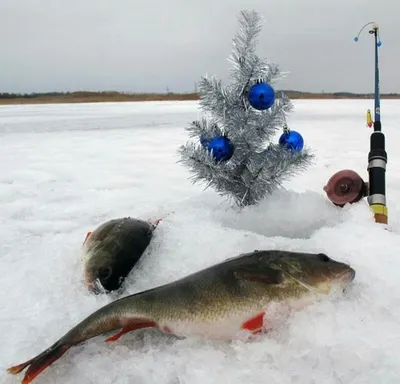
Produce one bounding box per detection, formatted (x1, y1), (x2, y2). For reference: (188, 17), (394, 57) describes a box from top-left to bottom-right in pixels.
(354, 22), (388, 224)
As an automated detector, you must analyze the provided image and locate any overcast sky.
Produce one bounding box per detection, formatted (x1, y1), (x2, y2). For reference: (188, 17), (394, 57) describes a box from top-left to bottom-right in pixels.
(0, 0), (398, 94)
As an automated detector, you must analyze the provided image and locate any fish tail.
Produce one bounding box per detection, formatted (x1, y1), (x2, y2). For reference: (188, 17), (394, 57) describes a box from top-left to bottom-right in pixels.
(7, 297), (156, 383)
(7, 305), (119, 382)
(7, 341), (71, 384)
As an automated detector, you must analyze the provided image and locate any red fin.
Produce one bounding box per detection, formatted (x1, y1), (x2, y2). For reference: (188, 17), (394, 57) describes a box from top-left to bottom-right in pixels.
(7, 343), (70, 384)
(83, 231), (92, 244)
(151, 211), (174, 228)
(241, 313), (265, 333)
(105, 320), (157, 342)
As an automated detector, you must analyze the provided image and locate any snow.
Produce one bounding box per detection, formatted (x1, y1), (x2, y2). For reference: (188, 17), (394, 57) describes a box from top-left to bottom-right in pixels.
(1, 99), (400, 383)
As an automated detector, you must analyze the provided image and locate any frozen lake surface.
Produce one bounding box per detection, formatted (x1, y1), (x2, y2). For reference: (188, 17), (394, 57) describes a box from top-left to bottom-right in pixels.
(1, 99), (400, 384)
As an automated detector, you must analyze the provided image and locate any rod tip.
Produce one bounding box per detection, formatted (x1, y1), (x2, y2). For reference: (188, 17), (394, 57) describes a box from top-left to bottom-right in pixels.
(353, 36), (359, 42)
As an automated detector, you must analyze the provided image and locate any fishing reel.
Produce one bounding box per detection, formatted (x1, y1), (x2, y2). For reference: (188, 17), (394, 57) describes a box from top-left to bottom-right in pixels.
(325, 21), (388, 224)
(323, 169), (368, 207)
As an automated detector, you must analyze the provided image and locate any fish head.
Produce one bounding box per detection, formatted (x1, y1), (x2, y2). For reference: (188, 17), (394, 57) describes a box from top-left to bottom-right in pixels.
(81, 217), (155, 294)
(83, 250), (125, 293)
(273, 252), (356, 296)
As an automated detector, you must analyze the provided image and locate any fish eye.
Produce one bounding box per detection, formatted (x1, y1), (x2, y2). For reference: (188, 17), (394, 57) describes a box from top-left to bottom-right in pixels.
(318, 253), (330, 262)
(98, 266), (112, 281)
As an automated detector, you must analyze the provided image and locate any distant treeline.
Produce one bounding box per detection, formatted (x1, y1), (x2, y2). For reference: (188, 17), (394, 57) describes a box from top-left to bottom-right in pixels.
(285, 90), (400, 99)
(0, 90), (399, 105)
(0, 91), (200, 105)
(0, 91), (198, 99)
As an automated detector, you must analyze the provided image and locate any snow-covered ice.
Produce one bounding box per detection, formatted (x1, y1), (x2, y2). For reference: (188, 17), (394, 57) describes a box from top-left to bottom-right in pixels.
(1, 99), (400, 384)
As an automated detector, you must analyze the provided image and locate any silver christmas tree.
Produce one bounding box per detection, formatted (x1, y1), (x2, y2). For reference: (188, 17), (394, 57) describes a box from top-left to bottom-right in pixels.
(178, 10), (314, 207)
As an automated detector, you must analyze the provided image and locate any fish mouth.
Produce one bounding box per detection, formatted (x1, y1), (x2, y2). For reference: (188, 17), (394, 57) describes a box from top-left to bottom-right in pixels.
(338, 268), (356, 284)
(84, 270), (95, 288)
(85, 278), (107, 295)
(84, 269), (118, 295)
(83, 270), (103, 294)
(284, 268), (355, 296)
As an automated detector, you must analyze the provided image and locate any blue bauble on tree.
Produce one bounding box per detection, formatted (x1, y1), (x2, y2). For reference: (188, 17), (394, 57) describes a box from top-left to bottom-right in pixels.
(200, 135), (210, 148)
(278, 125), (304, 152)
(207, 136), (234, 162)
(248, 81), (275, 110)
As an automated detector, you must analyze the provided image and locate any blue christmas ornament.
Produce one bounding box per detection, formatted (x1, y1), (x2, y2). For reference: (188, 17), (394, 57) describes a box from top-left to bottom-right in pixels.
(278, 127), (304, 152)
(248, 81), (275, 110)
(200, 135), (210, 148)
(207, 136), (234, 162)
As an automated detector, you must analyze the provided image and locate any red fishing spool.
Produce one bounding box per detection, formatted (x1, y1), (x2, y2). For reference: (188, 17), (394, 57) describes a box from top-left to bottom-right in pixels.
(323, 169), (368, 207)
